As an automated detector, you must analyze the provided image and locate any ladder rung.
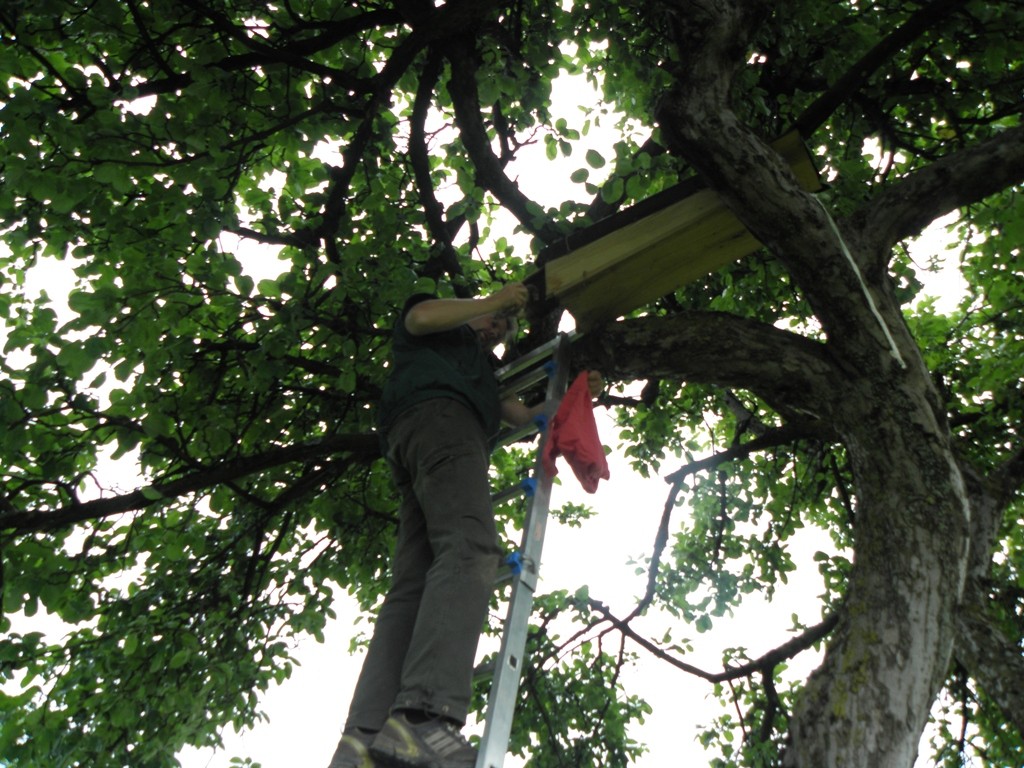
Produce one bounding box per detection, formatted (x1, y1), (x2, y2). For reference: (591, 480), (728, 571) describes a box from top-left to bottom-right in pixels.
(473, 658), (496, 682)
(490, 483), (526, 506)
(494, 421), (542, 449)
(493, 333), (572, 381)
(498, 364), (550, 400)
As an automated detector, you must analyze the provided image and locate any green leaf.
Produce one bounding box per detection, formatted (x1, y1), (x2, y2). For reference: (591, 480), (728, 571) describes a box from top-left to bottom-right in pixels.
(139, 486), (165, 501)
(123, 634), (139, 656)
(600, 176), (624, 203)
(257, 279), (281, 297)
(169, 649), (190, 669)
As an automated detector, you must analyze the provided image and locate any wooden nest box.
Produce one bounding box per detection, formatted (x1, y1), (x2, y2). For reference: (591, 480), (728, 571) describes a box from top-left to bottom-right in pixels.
(529, 131), (823, 330)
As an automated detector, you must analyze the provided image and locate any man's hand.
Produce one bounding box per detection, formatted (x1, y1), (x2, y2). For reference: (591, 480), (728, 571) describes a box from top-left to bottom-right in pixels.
(491, 282), (529, 318)
(502, 370), (603, 428)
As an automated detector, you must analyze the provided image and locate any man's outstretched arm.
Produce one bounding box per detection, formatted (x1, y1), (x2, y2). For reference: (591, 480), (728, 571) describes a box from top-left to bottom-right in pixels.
(405, 283), (528, 336)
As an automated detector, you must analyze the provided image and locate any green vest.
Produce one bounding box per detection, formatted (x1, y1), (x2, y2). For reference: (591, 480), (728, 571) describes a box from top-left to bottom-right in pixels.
(377, 295), (501, 445)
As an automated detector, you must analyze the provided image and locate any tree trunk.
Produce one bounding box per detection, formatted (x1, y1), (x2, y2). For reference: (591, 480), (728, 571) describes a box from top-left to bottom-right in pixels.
(784, 366), (971, 767)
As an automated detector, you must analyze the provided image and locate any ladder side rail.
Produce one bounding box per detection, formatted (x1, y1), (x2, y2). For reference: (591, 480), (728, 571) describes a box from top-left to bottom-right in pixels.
(476, 333), (572, 768)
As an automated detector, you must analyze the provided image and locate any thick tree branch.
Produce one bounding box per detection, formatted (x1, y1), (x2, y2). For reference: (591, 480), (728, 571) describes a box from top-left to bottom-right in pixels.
(575, 312), (840, 423)
(445, 42), (565, 245)
(409, 49), (465, 285)
(314, 0), (506, 250)
(792, 0), (970, 138)
(132, 7), (396, 98)
(654, 8), (913, 366)
(959, 444), (1024, 588)
(954, 595), (1024, 736)
(0, 434), (380, 537)
(850, 124), (1024, 264)
(934, 446), (1024, 743)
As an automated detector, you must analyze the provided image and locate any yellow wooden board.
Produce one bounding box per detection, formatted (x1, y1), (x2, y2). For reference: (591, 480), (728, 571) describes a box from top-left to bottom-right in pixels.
(544, 131), (822, 330)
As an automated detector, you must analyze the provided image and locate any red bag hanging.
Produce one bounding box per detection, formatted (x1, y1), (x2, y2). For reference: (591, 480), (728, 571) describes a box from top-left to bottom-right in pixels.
(541, 371), (610, 493)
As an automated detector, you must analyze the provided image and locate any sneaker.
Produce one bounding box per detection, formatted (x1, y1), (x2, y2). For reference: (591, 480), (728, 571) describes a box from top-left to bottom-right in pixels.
(328, 729), (379, 768)
(369, 712), (477, 768)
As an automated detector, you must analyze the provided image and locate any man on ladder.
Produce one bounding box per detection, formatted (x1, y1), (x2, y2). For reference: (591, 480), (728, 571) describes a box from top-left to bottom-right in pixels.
(328, 282), (602, 768)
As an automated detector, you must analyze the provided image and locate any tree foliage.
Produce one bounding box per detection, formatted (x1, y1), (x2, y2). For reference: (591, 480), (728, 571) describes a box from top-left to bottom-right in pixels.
(1, 1), (1022, 766)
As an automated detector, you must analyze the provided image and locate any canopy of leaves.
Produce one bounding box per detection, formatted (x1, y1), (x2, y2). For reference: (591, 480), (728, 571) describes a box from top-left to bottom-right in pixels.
(1, 1), (1022, 766)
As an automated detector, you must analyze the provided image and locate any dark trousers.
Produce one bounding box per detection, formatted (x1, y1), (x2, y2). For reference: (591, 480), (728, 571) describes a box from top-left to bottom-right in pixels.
(345, 399), (501, 730)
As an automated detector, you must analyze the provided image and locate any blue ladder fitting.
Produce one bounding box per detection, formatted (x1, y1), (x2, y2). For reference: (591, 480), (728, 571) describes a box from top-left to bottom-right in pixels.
(505, 551), (524, 576)
(543, 360), (557, 378)
(532, 413), (548, 432)
(519, 477), (537, 497)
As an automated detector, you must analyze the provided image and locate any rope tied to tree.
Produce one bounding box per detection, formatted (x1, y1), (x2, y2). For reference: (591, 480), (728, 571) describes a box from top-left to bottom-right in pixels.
(813, 196), (908, 369)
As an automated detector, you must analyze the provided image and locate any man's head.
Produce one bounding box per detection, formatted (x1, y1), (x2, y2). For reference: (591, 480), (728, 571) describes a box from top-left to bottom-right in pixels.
(468, 313), (517, 350)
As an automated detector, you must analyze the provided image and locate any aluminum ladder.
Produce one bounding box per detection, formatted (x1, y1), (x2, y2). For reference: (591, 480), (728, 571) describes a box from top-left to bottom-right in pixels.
(476, 332), (573, 768)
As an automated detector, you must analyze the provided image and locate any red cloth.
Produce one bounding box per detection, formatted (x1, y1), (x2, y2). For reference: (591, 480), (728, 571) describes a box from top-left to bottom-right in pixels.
(541, 371), (610, 493)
